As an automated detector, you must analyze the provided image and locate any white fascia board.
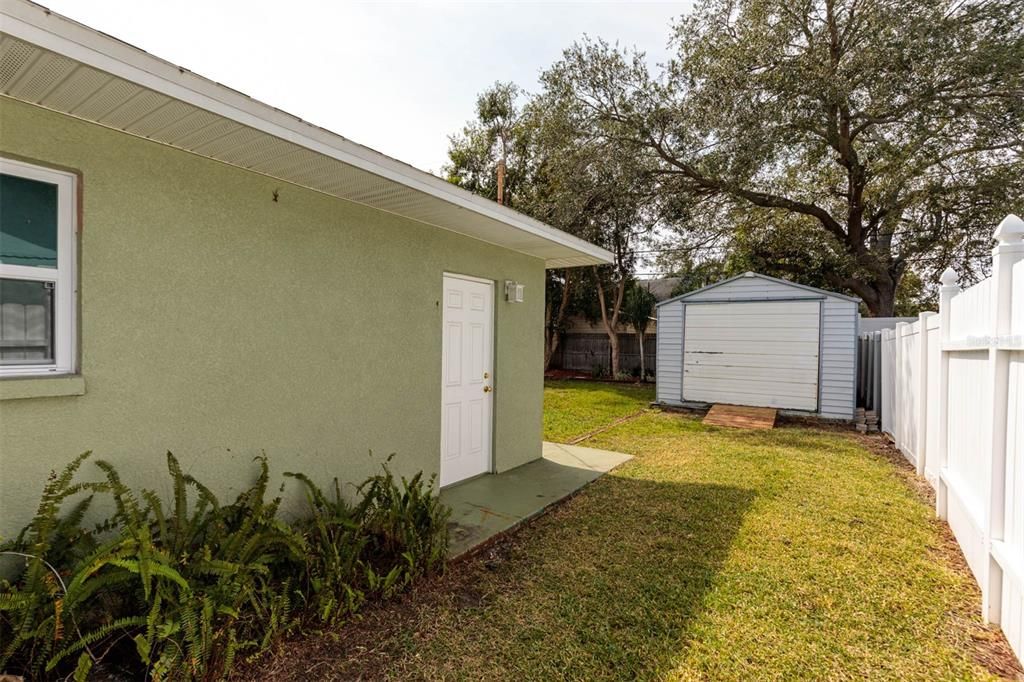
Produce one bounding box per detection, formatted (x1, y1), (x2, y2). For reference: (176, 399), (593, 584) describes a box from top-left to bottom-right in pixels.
(1, 0), (613, 267)
(656, 271), (861, 307)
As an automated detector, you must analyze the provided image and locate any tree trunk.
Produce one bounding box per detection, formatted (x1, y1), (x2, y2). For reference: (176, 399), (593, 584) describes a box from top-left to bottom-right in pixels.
(845, 275), (897, 317)
(872, 291), (896, 317)
(608, 332), (621, 377)
(543, 333), (560, 370)
(543, 271), (572, 370)
(872, 272), (898, 317)
(594, 268), (627, 377)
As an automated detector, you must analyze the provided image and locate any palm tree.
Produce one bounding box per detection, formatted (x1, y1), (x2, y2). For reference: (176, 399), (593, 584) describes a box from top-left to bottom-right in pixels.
(621, 283), (657, 381)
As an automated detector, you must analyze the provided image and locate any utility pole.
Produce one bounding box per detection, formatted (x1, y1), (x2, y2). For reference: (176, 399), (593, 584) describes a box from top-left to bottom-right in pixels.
(496, 157), (506, 206)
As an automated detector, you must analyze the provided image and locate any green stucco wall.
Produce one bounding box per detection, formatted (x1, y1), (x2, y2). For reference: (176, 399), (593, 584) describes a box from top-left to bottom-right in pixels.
(0, 98), (545, 539)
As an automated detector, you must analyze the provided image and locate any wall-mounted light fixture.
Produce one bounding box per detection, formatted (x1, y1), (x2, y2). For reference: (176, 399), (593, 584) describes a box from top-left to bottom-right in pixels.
(504, 280), (524, 303)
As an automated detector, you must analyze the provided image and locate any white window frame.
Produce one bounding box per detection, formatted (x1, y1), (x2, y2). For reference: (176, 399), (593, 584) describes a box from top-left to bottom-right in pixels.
(0, 157), (76, 377)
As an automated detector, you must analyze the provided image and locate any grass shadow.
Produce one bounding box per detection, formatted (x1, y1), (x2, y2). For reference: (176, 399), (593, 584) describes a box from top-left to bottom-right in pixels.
(244, 475), (754, 681)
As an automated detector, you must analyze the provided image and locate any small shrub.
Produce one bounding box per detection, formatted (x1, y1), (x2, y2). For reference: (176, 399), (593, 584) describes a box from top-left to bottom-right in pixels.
(590, 363), (607, 379)
(0, 451), (450, 680)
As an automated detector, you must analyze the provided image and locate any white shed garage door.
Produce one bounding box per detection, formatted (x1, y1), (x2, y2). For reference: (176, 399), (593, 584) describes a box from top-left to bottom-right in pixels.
(683, 300), (820, 411)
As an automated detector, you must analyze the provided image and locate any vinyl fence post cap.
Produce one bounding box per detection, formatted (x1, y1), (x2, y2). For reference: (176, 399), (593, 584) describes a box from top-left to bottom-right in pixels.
(939, 267), (958, 286)
(994, 214), (1024, 245)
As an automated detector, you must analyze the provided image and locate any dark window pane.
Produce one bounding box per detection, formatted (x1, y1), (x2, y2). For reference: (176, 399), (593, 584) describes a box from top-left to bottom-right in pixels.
(0, 278), (54, 365)
(0, 173), (58, 268)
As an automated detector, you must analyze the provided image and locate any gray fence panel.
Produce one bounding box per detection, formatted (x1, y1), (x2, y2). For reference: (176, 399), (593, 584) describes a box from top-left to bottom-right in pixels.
(856, 331), (883, 413)
(553, 333), (657, 376)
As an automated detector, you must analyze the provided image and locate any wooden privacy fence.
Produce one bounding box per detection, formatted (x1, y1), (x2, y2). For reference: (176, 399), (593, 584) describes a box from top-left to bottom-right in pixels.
(553, 333), (657, 376)
(876, 215), (1024, 664)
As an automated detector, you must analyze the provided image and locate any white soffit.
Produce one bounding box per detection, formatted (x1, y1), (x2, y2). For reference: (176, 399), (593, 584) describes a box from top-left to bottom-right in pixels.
(0, 1), (612, 268)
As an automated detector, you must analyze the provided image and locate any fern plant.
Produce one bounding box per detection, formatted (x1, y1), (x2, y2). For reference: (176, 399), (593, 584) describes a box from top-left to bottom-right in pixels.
(284, 472), (367, 625)
(0, 451), (108, 680)
(355, 455), (450, 585)
(119, 453), (304, 680)
(0, 450), (449, 680)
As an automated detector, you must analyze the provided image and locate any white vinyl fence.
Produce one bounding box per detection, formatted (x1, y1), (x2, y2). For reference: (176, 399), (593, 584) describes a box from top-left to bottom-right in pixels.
(878, 215), (1024, 664)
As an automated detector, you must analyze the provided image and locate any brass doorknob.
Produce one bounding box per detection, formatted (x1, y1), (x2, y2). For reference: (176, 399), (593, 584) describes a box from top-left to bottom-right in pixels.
(483, 386), (492, 393)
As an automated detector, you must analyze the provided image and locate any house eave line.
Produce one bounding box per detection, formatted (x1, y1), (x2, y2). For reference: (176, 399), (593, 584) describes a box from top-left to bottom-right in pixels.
(0, 0), (613, 267)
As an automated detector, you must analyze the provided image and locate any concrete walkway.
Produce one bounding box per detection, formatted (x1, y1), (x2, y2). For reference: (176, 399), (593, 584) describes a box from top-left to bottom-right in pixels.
(441, 442), (633, 557)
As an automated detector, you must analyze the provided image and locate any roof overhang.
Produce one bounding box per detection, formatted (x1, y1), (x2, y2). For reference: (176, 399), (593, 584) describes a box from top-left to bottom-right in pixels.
(0, 0), (613, 268)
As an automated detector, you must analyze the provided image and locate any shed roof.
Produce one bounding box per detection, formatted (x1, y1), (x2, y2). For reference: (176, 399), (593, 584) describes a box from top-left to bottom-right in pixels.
(655, 271), (861, 307)
(0, 0), (612, 269)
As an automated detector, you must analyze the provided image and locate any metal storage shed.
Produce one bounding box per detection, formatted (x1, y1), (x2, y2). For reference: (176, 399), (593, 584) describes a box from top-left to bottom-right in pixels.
(655, 272), (860, 419)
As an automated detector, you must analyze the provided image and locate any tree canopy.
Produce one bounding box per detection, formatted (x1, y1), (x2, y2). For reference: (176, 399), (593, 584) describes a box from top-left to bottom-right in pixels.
(541, 0), (1024, 314)
(444, 82), (533, 208)
(445, 82), (658, 371)
(445, 0), (1023, 354)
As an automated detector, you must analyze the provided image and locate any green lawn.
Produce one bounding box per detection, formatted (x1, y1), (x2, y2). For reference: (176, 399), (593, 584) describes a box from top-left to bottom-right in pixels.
(543, 379), (655, 442)
(252, 380), (1013, 681)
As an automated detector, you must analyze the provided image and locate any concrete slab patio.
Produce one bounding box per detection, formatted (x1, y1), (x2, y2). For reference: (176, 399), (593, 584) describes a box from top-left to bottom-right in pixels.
(441, 441), (633, 557)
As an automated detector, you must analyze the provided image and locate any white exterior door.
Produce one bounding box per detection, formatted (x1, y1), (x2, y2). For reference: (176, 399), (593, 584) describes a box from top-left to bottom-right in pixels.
(682, 300), (820, 411)
(440, 274), (494, 486)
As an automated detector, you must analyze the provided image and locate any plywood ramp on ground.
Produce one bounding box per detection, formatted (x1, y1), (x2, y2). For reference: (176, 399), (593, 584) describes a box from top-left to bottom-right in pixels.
(703, 404), (777, 430)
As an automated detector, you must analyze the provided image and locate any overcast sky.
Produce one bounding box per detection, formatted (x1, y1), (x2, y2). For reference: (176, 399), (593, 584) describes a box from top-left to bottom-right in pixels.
(40, 1), (691, 175)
